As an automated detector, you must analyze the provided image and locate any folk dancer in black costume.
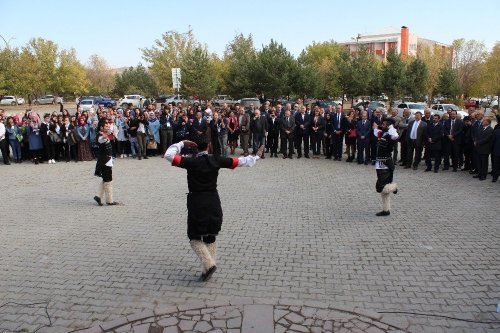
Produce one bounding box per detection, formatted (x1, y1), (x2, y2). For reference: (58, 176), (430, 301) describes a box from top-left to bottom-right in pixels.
(94, 120), (120, 206)
(373, 119), (399, 216)
(165, 135), (263, 281)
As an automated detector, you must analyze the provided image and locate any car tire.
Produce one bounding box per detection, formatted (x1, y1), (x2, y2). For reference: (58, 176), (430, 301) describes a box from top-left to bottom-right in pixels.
(121, 103), (128, 108)
(34, 101), (40, 105)
(11, 101), (16, 106)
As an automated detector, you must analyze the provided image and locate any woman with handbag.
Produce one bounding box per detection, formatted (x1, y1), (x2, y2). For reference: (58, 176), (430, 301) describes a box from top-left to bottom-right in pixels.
(345, 110), (357, 162)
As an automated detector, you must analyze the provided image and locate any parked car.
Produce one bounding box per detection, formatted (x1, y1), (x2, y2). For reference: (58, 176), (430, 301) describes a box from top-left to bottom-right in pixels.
(239, 98), (261, 110)
(93, 95), (116, 107)
(355, 101), (386, 112)
(33, 95), (57, 105)
(154, 94), (174, 104)
(118, 94), (146, 108)
(212, 95), (239, 107)
(79, 99), (97, 112)
(165, 95), (188, 105)
(431, 104), (468, 119)
(316, 100), (338, 109)
(0, 96), (20, 106)
(396, 102), (427, 117)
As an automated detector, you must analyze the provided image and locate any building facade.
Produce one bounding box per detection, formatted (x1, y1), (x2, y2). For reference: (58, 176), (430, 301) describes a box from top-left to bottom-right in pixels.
(341, 26), (449, 60)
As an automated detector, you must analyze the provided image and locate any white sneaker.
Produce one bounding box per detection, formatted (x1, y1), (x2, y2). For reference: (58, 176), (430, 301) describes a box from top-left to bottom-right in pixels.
(49, 159), (53, 164)
(121, 154), (124, 159)
(52, 159), (56, 164)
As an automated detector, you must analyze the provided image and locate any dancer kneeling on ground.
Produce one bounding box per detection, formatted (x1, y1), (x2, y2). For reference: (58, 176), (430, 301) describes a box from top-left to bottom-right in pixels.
(165, 135), (262, 282)
(94, 119), (120, 206)
(373, 118), (399, 216)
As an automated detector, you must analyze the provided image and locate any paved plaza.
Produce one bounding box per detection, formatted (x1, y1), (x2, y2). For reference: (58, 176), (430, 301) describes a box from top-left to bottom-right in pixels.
(0, 154), (499, 333)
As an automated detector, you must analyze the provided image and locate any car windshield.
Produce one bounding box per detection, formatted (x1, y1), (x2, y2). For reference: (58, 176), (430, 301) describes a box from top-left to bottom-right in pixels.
(81, 100), (93, 105)
(409, 104), (425, 109)
(445, 105), (459, 111)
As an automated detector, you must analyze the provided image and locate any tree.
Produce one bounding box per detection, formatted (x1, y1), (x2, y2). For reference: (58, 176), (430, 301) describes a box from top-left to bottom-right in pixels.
(483, 42), (500, 101)
(223, 33), (257, 99)
(418, 44), (450, 103)
(336, 49), (355, 103)
(253, 39), (296, 99)
(405, 58), (428, 101)
(53, 48), (89, 96)
(113, 64), (157, 97)
(451, 39), (487, 98)
(437, 66), (460, 99)
(182, 47), (216, 99)
(382, 49), (407, 107)
(142, 29), (199, 94)
(353, 46), (382, 98)
(298, 41), (343, 98)
(86, 54), (114, 95)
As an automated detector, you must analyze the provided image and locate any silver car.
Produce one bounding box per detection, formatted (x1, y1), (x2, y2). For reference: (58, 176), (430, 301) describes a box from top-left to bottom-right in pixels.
(33, 95), (56, 105)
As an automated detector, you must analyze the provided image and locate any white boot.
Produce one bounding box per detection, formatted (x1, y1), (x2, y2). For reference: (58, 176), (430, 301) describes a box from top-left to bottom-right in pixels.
(190, 240), (216, 281)
(206, 242), (217, 264)
(94, 182), (104, 206)
(382, 183), (398, 194)
(376, 193), (391, 216)
(103, 181), (119, 205)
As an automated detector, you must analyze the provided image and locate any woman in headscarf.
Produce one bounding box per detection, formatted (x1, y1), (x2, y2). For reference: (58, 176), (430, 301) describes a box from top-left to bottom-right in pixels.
(77, 116), (94, 161)
(147, 111), (160, 156)
(5, 116), (22, 163)
(27, 111), (44, 164)
(115, 109), (128, 158)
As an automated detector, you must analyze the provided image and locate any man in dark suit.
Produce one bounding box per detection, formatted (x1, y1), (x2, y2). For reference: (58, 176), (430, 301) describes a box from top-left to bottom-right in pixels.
(370, 107), (386, 163)
(470, 112), (483, 174)
(250, 109), (268, 158)
(473, 118), (493, 180)
(406, 111), (427, 170)
(331, 105), (347, 160)
(398, 109), (412, 166)
(356, 110), (371, 165)
(491, 122), (500, 182)
(442, 111), (464, 172)
(294, 105), (310, 158)
(280, 109), (295, 159)
(425, 114), (444, 173)
(267, 109), (280, 157)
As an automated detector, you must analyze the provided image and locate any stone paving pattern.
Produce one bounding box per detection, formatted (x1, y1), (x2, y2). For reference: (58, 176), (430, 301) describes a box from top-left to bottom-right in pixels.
(0, 154), (499, 333)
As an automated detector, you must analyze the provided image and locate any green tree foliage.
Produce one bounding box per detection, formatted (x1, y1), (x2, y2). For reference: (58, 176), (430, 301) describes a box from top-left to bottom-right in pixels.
(451, 39), (487, 98)
(298, 41), (343, 98)
(336, 49), (356, 101)
(182, 47), (216, 99)
(223, 33), (257, 99)
(382, 49), (406, 105)
(142, 29), (199, 94)
(483, 42), (500, 99)
(86, 54), (114, 95)
(53, 48), (89, 96)
(405, 58), (428, 101)
(113, 64), (157, 97)
(353, 46), (382, 98)
(418, 44), (450, 102)
(437, 66), (460, 99)
(253, 39), (296, 98)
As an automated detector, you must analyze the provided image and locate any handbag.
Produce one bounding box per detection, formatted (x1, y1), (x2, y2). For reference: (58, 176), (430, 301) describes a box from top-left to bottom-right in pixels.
(147, 138), (158, 150)
(49, 132), (61, 143)
(348, 128), (357, 139)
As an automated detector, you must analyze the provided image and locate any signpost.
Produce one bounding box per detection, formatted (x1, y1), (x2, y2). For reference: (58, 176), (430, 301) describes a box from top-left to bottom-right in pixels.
(171, 68), (181, 99)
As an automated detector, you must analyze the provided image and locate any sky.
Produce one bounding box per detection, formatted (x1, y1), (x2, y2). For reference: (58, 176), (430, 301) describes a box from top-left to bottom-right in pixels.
(1, 0), (499, 68)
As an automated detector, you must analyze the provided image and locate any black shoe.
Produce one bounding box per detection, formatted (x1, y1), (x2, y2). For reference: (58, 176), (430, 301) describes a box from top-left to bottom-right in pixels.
(412, 166), (418, 170)
(94, 196), (103, 206)
(473, 175), (480, 178)
(143, 156), (149, 159)
(202, 265), (217, 282)
(425, 168), (431, 172)
(492, 178), (498, 183)
(106, 201), (121, 205)
(288, 156), (293, 159)
(453, 169), (457, 172)
(461, 168), (469, 171)
(434, 169), (438, 173)
(376, 211), (390, 216)
(443, 167), (449, 171)
(265, 149), (269, 153)
(305, 155), (309, 159)
(393, 189), (398, 195)
(297, 154), (302, 159)
(399, 163), (406, 166)
(479, 177), (486, 181)
(283, 155), (287, 159)
(364, 162), (369, 165)
(138, 156), (142, 160)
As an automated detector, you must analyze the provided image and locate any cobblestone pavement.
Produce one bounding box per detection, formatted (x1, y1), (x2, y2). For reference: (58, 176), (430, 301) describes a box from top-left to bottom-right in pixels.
(0, 153), (499, 333)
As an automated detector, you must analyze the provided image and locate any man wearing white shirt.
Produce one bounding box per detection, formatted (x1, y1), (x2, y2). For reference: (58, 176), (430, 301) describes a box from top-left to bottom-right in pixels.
(406, 111), (427, 170)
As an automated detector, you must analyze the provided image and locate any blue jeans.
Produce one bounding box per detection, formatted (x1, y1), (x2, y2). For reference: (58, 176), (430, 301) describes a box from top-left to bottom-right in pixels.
(9, 139), (21, 160)
(252, 133), (265, 154)
(129, 138), (138, 157)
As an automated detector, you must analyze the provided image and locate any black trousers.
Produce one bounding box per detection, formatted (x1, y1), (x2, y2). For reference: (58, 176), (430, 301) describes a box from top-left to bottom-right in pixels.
(443, 139), (460, 169)
(332, 133), (343, 159)
(295, 131), (309, 156)
(268, 133), (279, 154)
(463, 144), (473, 170)
(357, 138), (370, 163)
(407, 139), (423, 167)
(376, 169), (393, 193)
(492, 155), (500, 179)
(310, 131), (323, 155)
(426, 149), (441, 170)
(478, 153), (489, 178)
(399, 137), (408, 163)
(281, 134), (294, 156)
(0, 139), (9, 163)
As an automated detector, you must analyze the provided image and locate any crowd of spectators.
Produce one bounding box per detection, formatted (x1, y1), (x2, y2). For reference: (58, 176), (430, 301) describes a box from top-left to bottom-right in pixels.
(1, 100), (499, 182)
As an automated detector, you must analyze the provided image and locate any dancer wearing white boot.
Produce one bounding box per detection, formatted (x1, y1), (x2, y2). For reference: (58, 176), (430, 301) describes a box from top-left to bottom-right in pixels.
(373, 119), (399, 216)
(165, 135), (262, 281)
(94, 120), (120, 206)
